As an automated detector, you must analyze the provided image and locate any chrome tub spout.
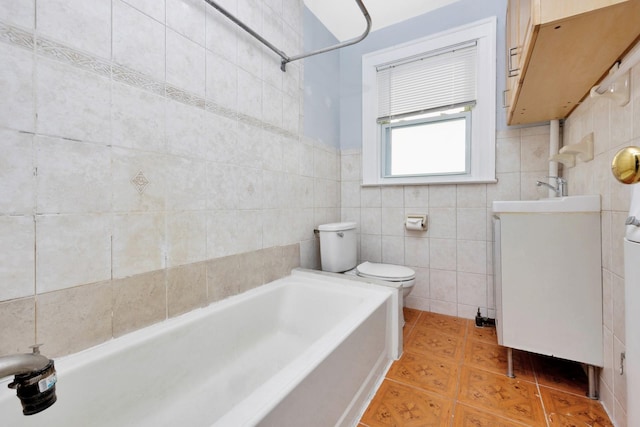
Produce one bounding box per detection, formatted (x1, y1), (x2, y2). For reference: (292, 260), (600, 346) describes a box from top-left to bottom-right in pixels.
(0, 346), (57, 415)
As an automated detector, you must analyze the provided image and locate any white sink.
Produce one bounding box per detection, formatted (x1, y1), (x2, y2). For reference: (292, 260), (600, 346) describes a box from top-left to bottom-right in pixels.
(492, 195), (600, 213)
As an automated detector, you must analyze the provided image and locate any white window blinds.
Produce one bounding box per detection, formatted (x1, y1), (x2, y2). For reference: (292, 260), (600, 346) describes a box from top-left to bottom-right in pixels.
(376, 42), (477, 122)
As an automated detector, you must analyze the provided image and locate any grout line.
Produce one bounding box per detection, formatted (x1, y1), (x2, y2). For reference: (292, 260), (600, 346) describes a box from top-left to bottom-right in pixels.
(366, 309), (606, 426)
(529, 353), (553, 426)
(535, 381), (551, 427)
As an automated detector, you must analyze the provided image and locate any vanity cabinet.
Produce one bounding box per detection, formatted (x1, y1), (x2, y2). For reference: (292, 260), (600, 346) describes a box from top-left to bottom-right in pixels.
(493, 212), (603, 368)
(505, 0), (640, 125)
(492, 195), (604, 380)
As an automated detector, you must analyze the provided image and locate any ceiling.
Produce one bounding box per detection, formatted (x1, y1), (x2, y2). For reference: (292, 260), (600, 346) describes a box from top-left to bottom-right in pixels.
(304, 0), (462, 41)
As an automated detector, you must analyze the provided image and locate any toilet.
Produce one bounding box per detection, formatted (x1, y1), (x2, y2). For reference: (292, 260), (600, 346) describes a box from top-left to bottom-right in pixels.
(317, 222), (416, 305)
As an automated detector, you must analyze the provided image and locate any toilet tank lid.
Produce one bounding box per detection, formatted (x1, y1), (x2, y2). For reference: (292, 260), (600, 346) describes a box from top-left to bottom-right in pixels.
(356, 262), (415, 281)
(317, 222), (357, 232)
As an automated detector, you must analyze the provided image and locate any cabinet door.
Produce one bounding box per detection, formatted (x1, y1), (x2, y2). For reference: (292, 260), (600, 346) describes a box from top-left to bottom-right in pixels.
(505, 0), (518, 108)
(514, 0), (533, 74)
(516, 0), (531, 70)
(505, 0), (532, 108)
(498, 213), (603, 366)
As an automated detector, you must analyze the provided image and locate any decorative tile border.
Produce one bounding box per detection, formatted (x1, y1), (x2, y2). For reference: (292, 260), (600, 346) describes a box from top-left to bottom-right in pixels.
(0, 19), (299, 141)
(37, 37), (112, 78)
(112, 65), (165, 97)
(166, 84), (206, 110)
(0, 22), (34, 50)
(205, 100), (237, 120)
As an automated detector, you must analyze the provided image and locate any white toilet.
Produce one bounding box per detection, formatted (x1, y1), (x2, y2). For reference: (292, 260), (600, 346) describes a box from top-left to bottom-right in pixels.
(317, 222), (416, 305)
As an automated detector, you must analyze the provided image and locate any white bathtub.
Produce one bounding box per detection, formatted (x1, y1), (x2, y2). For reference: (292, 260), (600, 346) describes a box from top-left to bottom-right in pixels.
(0, 269), (400, 426)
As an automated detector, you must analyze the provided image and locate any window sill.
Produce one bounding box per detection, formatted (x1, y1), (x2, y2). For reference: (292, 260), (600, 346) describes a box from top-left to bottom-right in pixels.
(361, 177), (498, 186)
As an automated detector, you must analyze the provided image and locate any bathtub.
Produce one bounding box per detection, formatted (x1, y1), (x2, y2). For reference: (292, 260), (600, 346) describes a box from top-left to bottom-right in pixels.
(0, 269), (401, 426)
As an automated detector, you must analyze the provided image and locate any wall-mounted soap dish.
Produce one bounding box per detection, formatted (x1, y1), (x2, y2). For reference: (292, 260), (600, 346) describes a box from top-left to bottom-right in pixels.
(560, 132), (594, 162)
(549, 153), (576, 167)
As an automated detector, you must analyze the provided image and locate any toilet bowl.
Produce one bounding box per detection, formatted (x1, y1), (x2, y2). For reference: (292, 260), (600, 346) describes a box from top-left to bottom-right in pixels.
(355, 261), (415, 299)
(317, 222), (416, 305)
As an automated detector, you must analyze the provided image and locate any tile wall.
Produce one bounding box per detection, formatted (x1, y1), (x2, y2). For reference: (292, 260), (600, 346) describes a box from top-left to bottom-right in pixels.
(340, 124), (554, 319)
(0, 0), (341, 358)
(1, 1), (632, 422)
(562, 60), (640, 427)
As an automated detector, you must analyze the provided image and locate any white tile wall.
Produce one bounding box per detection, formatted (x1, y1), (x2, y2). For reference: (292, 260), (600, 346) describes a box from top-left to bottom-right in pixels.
(0, 1), (34, 29)
(111, 149), (166, 212)
(205, 52), (238, 110)
(37, 0), (112, 59)
(0, 0), (339, 355)
(111, 83), (166, 151)
(0, 130), (34, 214)
(428, 208), (456, 239)
(166, 156), (208, 211)
(36, 214), (112, 293)
(35, 136), (112, 214)
(112, 212), (166, 278)
(205, 4), (238, 63)
(404, 237), (429, 268)
(166, 211), (207, 267)
(36, 59), (112, 144)
(113, 1), (166, 81)
(122, 0), (165, 22)
(429, 238), (456, 271)
(0, 216), (35, 300)
(166, 0), (206, 46)
(540, 55), (640, 426)
(341, 124), (551, 318)
(168, 31), (206, 96)
(381, 235), (404, 265)
(165, 102), (206, 158)
(0, 43), (34, 132)
(381, 208), (404, 236)
(262, 82), (284, 127)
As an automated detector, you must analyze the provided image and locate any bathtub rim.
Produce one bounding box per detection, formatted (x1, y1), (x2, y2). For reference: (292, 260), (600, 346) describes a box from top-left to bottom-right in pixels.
(1, 269), (399, 379)
(292, 268), (403, 358)
(215, 269), (400, 426)
(0, 269), (402, 427)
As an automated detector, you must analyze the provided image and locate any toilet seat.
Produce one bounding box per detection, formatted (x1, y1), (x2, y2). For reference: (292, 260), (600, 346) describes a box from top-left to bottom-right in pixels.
(356, 261), (415, 282)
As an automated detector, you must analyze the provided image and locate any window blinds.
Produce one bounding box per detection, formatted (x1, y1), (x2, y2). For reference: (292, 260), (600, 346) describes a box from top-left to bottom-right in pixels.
(376, 41), (477, 122)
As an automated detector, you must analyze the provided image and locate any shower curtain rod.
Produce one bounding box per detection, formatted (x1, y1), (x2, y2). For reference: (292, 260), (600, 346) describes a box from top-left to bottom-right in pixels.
(203, 0), (372, 71)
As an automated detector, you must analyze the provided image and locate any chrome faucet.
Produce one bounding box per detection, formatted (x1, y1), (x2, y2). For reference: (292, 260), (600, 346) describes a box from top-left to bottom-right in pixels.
(536, 176), (567, 197)
(0, 345), (57, 415)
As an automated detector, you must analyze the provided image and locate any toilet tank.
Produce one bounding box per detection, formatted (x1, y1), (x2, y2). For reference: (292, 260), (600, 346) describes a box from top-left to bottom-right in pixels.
(317, 222), (357, 273)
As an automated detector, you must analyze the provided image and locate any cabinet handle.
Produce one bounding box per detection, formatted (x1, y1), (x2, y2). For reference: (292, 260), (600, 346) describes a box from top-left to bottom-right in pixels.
(502, 89), (510, 109)
(508, 47), (520, 77)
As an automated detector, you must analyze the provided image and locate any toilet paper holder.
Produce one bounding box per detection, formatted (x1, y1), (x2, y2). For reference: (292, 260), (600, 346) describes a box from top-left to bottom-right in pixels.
(406, 214), (427, 231)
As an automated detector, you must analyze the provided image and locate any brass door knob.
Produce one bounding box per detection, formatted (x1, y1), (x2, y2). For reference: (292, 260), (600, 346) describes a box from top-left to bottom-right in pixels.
(611, 146), (640, 184)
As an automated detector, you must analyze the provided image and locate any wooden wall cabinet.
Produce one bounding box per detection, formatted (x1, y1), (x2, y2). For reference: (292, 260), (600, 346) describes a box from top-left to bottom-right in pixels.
(505, 0), (640, 125)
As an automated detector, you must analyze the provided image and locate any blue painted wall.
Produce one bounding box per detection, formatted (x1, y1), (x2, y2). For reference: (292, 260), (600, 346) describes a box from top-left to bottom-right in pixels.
(302, 6), (341, 148)
(303, 0), (508, 150)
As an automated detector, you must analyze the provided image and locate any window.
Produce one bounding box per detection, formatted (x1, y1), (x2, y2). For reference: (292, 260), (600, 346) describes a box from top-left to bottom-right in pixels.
(362, 18), (497, 185)
(383, 108), (471, 177)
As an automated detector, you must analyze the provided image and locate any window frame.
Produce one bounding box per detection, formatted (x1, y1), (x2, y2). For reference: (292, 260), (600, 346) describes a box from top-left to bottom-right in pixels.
(382, 110), (472, 178)
(362, 17), (497, 186)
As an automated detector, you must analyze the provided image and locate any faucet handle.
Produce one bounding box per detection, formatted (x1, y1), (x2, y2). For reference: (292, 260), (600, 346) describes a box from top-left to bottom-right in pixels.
(545, 175), (566, 183)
